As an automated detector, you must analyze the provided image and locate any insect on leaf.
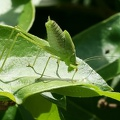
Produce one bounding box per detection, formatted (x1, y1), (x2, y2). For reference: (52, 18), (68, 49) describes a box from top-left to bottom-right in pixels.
(45, 17), (78, 72)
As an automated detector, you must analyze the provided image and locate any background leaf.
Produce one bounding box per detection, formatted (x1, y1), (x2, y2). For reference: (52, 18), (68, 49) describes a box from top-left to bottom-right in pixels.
(73, 13), (120, 81)
(0, 0), (35, 31)
(32, 0), (60, 7)
(23, 94), (61, 120)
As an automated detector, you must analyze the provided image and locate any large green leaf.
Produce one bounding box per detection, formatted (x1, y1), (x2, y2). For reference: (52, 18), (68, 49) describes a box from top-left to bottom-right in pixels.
(0, 23), (118, 105)
(0, 0), (35, 31)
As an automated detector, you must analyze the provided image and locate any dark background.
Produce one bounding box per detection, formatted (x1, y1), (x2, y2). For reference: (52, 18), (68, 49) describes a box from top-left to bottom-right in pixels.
(30, 0), (118, 39)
